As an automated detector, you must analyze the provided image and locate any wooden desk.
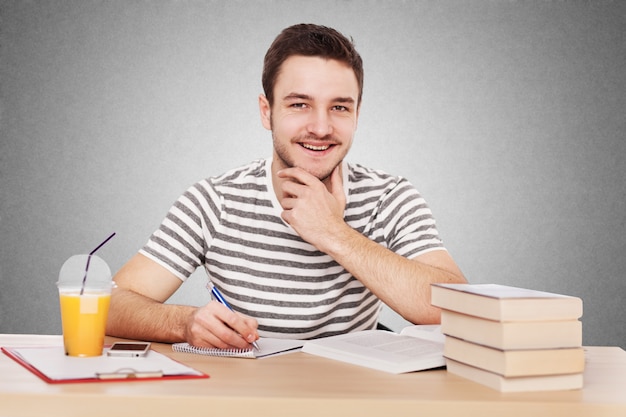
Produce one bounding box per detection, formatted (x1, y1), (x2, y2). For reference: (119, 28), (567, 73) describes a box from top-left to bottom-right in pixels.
(1, 334), (625, 417)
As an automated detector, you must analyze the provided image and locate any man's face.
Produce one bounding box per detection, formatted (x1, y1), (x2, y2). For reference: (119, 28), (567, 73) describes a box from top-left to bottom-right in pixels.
(260, 55), (360, 182)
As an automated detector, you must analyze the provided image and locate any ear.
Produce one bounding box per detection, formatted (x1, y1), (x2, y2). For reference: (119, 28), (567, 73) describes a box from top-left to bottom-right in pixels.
(258, 94), (272, 130)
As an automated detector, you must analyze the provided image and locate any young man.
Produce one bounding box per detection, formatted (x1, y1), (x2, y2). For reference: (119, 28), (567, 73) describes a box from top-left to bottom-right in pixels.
(106, 24), (466, 350)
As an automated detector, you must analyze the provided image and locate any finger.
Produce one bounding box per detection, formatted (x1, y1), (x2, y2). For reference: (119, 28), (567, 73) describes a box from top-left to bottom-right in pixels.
(188, 302), (257, 349)
(279, 197), (296, 211)
(329, 166), (345, 203)
(277, 167), (316, 185)
(186, 306), (235, 348)
(212, 303), (259, 348)
(280, 180), (307, 199)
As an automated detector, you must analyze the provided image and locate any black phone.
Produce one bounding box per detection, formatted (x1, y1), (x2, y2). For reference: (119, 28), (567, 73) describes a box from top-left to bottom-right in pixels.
(106, 342), (151, 357)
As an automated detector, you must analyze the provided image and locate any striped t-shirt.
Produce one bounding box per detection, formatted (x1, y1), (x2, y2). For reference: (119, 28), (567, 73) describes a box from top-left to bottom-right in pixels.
(141, 158), (445, 339)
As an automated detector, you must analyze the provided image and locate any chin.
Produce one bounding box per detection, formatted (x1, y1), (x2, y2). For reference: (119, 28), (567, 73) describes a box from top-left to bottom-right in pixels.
(299, 165), (336, 182)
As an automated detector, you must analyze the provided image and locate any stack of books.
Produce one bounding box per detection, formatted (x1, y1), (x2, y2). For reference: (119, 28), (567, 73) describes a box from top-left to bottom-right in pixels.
(431, 283), (584, 392)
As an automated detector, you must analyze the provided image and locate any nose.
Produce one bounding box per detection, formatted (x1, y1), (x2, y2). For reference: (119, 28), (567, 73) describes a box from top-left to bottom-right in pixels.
(306, 109), (333, 138)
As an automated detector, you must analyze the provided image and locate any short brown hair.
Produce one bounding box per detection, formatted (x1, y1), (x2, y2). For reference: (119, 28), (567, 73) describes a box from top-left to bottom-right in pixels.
(262, 24), (364, 107)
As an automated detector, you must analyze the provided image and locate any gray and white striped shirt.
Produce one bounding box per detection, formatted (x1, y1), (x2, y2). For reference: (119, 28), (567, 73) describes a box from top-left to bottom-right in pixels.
(141, 158), (445, 339)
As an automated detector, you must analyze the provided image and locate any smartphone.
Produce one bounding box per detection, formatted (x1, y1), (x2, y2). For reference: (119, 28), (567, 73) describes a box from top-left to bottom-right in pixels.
(107, 342), (151, 357)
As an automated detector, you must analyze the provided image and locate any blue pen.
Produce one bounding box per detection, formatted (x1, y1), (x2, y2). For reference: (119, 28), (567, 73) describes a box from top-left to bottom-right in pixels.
(209, 283), (260, 351)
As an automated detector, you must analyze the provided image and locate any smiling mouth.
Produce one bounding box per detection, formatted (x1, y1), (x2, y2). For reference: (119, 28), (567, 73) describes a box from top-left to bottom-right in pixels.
(301, 143), (332, 151)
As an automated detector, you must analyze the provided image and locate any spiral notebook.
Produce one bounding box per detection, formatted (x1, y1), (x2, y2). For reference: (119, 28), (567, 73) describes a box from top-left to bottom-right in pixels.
(172, 337), (304, 359)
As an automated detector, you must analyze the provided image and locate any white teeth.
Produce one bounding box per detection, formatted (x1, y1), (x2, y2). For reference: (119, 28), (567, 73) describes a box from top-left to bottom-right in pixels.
(302, 143), (330, 151)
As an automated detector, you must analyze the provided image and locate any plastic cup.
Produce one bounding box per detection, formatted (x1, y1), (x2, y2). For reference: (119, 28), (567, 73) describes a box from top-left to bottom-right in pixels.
(57, 254), (113, 357)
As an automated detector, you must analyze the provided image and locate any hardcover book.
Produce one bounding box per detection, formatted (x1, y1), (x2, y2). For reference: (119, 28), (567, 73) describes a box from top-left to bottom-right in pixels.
(431, 283), (583, 322)
(440, 309), (582, 350)
(443, 335), (585, 377)
(446, 358), (584, 392)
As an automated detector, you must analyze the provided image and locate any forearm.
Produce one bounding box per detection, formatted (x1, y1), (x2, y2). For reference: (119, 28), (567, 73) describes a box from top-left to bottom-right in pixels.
(322, 225), (466, 324)
(106, 287), (196, 343)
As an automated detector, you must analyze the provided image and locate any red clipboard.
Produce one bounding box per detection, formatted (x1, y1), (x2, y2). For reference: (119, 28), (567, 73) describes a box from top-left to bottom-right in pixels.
(2, 345), (209, 384)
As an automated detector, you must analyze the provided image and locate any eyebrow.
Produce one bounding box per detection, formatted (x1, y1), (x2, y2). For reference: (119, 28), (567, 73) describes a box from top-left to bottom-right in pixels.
(283, 93), (355, 104)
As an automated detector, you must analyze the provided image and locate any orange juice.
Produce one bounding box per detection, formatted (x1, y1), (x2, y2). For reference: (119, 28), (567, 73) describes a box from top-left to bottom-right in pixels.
(59, 292), (111, 357)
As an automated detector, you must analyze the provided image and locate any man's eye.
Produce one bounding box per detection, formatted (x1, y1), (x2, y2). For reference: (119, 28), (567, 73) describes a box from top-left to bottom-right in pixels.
(332, 105), (349, 112)
(291, 103), (307, 109)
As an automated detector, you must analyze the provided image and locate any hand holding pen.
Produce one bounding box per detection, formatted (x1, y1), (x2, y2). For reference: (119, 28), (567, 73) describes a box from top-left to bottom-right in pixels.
(209, 283), (260, 351)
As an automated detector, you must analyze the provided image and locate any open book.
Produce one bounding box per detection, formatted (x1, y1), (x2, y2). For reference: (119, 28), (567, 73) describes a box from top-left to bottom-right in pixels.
(301, 325), (445, 374)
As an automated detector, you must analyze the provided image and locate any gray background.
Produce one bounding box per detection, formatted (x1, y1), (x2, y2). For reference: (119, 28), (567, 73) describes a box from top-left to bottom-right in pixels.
(1, 1), (624, 348)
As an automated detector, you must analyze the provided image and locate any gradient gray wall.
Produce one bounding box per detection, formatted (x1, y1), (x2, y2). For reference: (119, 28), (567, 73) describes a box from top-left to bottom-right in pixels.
(1, 1), (624, 348)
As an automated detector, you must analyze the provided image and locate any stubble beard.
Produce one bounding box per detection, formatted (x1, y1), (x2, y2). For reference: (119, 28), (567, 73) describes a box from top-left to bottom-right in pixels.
(272, 132), (339, 182)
